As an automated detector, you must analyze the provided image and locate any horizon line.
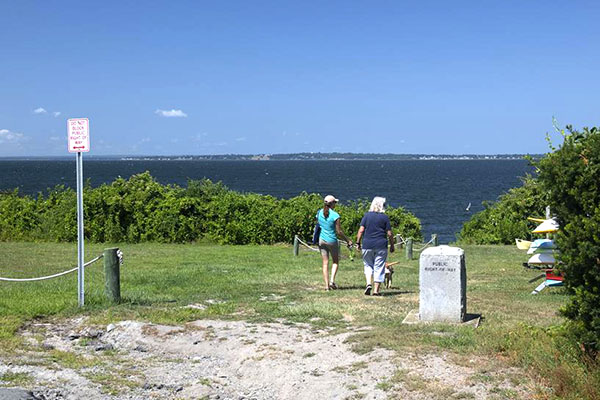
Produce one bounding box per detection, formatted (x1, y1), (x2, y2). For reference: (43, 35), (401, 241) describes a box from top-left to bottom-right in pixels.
(0, 152), (543, 159)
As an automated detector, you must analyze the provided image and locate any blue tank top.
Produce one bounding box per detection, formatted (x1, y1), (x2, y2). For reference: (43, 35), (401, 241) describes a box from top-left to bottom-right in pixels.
(317, 208), (339, 243)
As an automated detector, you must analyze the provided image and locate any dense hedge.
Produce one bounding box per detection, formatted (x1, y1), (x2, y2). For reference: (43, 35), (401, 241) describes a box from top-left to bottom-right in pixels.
(459, 124), (600, 355)
(0, 172), (422, 244)
(457, 176), (547, 244)
(536, 126), (600, 356)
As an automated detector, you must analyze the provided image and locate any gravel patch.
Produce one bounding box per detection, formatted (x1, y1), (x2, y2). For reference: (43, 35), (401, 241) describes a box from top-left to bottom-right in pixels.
(0, 317), (534, 399)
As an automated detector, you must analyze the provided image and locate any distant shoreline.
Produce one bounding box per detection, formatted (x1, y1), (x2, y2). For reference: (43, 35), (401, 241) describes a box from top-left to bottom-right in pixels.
(0, 153), (541, 161)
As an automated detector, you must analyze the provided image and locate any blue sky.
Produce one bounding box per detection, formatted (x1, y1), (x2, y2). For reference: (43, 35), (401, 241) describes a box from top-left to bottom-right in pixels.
(1, 1), (598, 156)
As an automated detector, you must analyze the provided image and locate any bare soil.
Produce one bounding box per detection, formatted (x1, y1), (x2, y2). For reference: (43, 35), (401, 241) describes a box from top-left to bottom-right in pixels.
(0, 317), (534, 399)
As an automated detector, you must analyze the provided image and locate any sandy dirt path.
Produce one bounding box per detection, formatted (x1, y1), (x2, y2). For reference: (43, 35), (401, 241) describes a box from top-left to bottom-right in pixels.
(0, 317), (533, 399)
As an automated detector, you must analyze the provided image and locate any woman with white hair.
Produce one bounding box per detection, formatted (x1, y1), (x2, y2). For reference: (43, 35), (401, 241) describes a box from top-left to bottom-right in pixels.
(316, 195), (353, 290)
(356, 196), (395, 296)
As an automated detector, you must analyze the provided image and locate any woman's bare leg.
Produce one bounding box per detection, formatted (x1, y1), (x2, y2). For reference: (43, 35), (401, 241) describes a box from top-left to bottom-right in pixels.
(330, 252), (340, 286)
(321, 253), (330, 290)
(373, 282), (381, 294)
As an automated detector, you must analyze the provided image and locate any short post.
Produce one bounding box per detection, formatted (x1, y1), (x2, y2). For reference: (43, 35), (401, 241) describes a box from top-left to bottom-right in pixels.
(293, 235), (299, 256)
(103, 248), (121, 303)
(431, 234), (438, 246)
(405, 238), (413, 260)
(395, 234), (403, 249)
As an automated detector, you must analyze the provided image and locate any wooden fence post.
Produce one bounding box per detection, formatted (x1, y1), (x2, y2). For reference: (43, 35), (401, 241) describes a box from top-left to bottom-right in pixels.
(395, 234), (403, 249)
(405, 238), (413, 260)
(293, 235), (299, 256)
(103, 248), (121, 303)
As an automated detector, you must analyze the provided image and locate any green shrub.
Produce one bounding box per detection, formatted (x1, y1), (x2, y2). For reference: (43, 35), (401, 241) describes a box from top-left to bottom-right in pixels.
(37, 186), (78, 242)
(536, 125), (600, 356)
(337, 200), (422, 242)
(0, 190), (39, 241)
(458, 176), (547, 244)
(0, 172), (422, 245)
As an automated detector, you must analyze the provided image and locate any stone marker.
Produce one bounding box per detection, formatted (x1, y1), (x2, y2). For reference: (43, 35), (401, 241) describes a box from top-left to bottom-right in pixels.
(419, 245), (466, 323)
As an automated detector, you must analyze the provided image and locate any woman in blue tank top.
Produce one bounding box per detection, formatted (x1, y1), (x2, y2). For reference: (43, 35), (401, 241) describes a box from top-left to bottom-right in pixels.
(317, 195), (353, 290)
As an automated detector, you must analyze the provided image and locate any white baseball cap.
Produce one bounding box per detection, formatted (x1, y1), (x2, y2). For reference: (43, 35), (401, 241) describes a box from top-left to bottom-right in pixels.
(324, 195), (339, 204)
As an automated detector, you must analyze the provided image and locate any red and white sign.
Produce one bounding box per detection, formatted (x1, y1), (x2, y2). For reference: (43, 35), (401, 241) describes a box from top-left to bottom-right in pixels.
(68, 118), (90, 153)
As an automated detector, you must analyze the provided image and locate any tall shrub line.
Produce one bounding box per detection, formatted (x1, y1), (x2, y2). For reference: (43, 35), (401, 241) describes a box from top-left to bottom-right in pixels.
(0, 172), (422, 245)
(460, 124), (600, 356)
(536, 126), (600, 355)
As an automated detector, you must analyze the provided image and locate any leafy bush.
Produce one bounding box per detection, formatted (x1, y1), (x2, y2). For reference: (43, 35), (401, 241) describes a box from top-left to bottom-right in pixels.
(337, 200), (422, 242)
(536, 125), (600, 356)
(458, 176), (547, 244)
(0, 190), (40, 241)
(0, 172), (422, 245)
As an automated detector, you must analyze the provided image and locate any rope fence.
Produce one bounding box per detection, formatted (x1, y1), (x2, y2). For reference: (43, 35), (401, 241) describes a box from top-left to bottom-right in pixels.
(414, 236), (437, 252)
(295, 236), (320, 252)
(293, 233), (438, 260)
(0, 250), (123, 283)
(395, 235), (407, 245)
(0, 254), (103, 282)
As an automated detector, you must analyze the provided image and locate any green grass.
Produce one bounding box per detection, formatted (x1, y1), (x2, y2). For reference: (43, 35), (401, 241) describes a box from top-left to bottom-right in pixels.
(0, 371), (34, 387)
(0, 242), (598, 399)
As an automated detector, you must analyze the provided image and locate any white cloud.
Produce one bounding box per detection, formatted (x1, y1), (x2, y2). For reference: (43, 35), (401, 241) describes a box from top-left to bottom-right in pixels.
(0, 129), (25, 144)
(33, 107), (47, 114)
(141, 137), (151, 143)
(49, 136), (61, 141)
(235, 137), (246, 142)
(155, 109), (187, 118)
(53, 111), (61, 117)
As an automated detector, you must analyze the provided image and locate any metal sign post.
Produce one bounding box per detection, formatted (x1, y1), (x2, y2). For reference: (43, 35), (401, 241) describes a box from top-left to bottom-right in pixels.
(68, 118), (90, 307)
(76, 151), (84, 306)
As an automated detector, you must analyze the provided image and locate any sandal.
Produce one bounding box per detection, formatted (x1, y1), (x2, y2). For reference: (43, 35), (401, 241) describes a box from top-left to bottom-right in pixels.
(364, 285), (372, 295)
(329, 282), (338, 290)
(372, 292), (382, 296)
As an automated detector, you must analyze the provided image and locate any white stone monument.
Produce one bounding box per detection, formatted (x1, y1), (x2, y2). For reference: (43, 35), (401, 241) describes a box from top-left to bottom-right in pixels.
(419, 245), (466, 323)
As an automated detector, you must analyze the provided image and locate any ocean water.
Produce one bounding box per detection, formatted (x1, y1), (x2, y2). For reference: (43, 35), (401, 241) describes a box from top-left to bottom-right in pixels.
(0, 159), (534, 243)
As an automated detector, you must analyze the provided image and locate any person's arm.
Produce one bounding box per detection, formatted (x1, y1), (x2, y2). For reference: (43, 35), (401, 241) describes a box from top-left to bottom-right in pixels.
(387, 229), (395, 253)
(356, 226), (365, 250)
(386, 216), (394, 252)
(335, 219), (353, 246)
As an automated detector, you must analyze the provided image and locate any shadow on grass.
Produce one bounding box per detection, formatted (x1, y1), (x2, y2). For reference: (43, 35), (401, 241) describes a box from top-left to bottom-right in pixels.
(336, 285), (370, 290)
(464, 313), (483, 324)
(117, 297), (177, 306)
(333, 285), (415, 297)
(379, 290), (415, 297)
